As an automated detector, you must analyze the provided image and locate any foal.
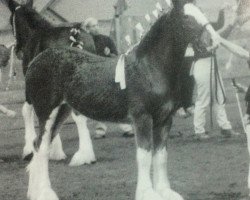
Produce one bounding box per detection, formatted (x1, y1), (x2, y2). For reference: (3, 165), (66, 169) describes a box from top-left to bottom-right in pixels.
(24, 1), (221, 200)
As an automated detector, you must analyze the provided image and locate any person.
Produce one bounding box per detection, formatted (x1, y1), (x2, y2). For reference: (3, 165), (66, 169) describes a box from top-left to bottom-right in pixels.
(84, 17), (118, 57)
(191, 3), (240, 139)
(84, 17), (133, 139)
(0, 44), (16, 118)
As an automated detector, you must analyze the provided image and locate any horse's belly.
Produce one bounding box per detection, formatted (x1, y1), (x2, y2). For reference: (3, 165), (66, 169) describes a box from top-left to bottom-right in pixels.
(64, 88), (129, 122)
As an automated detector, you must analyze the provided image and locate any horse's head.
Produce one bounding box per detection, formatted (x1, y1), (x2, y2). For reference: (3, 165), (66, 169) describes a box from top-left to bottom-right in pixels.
(171, 0), (221, 50)
(6, 0), (34, 60)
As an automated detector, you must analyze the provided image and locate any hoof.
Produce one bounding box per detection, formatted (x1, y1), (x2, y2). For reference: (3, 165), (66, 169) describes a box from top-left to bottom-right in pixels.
(69, 151), (96, 166)
(136, 189), (164, 200)
(23, 152), (34, 161)
(49, 151), (67, 161)
(156, 188), (184, 200)
(37, 188), (59, 200)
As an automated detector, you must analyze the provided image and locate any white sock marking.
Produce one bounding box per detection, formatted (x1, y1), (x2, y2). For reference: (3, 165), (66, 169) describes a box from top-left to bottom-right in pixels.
(27, 107), (60, 200)
(69, 113), (96, 166)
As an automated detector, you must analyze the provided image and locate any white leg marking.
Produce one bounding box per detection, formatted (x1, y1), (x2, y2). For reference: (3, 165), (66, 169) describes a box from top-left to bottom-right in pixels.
(27, 107), (60, 200)
(49, 134), (67, 161)
(136, 148), (163, 200)
(22, 102), (36, 158)
(153, 148), (184, 200)
(69, 113), (96, 166)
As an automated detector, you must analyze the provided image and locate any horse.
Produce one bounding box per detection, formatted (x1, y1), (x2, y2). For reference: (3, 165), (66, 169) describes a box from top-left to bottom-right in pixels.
(23, 0), (222, 199)
(6, 0), (99, 165)
(0, 44), (10, 68)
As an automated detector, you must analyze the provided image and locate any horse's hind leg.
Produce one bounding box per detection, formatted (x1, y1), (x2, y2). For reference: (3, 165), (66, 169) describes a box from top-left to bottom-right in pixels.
(69, 111), (96, 166)
(22, 102), (36, 160)
(132, 112), (164, 200)
(27, 106), (61, 200)
(152, 118), (183, 200)
(48, 104), (72, 160)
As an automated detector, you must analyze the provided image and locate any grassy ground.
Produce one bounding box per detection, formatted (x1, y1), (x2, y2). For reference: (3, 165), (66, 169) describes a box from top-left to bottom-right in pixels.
(1, 80), (250, 200)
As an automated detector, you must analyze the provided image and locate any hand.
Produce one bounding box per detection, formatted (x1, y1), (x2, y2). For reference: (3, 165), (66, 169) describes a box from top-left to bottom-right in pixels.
(104, 47), (111, 56)
(6, 110), (16, 118)
(232, 82), (247, 93)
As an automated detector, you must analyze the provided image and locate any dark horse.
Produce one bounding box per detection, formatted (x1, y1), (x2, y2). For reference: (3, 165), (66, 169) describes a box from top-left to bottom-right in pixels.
(24, 1), (221, 200)
(6, 0), (97, 164)
(6, 0), (96, 75)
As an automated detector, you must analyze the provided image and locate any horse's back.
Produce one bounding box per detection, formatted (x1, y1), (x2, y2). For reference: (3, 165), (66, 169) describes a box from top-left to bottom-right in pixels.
(26, 47), (129, 121)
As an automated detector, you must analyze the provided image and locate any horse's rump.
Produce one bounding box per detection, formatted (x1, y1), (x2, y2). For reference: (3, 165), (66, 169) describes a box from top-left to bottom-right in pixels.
(26, 47), (129, 122)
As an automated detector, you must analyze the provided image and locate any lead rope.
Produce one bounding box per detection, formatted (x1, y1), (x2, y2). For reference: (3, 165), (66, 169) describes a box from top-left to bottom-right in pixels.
(214, 53), (226, 104)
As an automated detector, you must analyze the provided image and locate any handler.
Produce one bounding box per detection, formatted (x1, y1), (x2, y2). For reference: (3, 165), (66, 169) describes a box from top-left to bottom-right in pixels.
(84, 17), (134, 138)
(189, 2), (241, 139)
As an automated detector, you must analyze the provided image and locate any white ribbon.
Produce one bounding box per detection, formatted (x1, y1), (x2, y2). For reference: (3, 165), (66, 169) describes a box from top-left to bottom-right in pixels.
(115, 54), (126, 90)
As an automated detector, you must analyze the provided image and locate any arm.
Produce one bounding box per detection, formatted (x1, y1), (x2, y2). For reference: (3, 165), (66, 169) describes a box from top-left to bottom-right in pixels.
(107, 38), (118, 55)
(211, 9), (225, 30)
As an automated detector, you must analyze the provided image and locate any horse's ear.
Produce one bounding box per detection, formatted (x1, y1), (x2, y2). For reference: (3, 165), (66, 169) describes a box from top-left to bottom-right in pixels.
(171, 0), (186, 11)
(25, 0), (33, 8)
(5, 0), (19, 13)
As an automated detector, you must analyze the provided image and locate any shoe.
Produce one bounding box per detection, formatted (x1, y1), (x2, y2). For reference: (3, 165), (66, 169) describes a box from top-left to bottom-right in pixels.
(122, 131), (134, 138)
(221, 129), (240, 138)
(176, 107), (189, 118)
(94, 128), (106, 139)
(94, 134), (106, 139)
(186, 106), (194, 115)
(194, 132), (210, 140)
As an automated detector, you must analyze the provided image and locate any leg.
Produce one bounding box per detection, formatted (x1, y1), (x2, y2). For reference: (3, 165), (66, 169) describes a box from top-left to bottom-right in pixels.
(153, 119), (183, 200)
(133, 112), (163, 200)
(193, 58), (211, 135)
(49, 134), (66, 161)
(27, 107), (60, 200)
(22, 102), (36, 160)
(48, 104), (71, 160)
(213, 72), (232, 130)
(69, 112), (96, 166)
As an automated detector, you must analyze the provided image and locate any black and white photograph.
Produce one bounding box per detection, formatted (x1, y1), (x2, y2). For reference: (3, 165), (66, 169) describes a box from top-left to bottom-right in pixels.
(0, 0), (250, 199)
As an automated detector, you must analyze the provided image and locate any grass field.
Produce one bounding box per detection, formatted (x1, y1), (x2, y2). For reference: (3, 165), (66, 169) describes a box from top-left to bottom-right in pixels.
(1, 78), (250, 200)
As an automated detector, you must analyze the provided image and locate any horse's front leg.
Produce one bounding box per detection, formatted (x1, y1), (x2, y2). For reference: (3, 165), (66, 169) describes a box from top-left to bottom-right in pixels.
(153, 118), (184, 200)
(133, 113), (164, 200)
(69, 112), (96, 166)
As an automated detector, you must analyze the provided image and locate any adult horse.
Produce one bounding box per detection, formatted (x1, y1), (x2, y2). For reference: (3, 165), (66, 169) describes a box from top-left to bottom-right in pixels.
(24, 1), (222, 200)
(6, 0), (97, 165)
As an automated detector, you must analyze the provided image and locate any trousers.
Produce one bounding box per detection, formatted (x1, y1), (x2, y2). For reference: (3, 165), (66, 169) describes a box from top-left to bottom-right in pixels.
(192, 57), (232, 134)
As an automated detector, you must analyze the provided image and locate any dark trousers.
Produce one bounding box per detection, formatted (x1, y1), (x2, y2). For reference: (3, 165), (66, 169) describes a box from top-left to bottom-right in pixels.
(179, 57), (195, 109)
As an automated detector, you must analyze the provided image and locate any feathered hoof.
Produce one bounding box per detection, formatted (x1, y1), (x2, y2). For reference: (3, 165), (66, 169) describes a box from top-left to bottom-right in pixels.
(136, 189), (165, 200)
(69, 151), (96, 167)
(36, 188), (59, 200)
(49, 151), (67, 161)
(156, 188), (184, 200)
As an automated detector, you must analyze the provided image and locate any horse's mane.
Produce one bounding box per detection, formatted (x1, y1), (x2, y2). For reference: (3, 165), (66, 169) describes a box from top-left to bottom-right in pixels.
(19, 6), (53, 30)
(136, 12), (172, 58)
